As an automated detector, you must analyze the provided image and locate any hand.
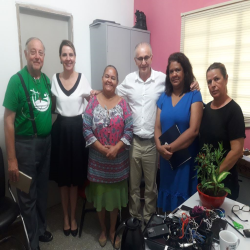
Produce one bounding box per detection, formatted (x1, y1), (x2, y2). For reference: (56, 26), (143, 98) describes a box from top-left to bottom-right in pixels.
(157, 144), (173, 160)
(90, 90), (101, 98)
(105, 145), (119, 160)
(99, 145), (109, 156)
(8, 158), (19, 182)
(164, 144), (172, 152)
(190, 81), (200, 91)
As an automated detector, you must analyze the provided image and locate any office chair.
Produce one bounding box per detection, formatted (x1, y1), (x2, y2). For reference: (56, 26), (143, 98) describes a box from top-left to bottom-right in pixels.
(0, 147), (30, 250)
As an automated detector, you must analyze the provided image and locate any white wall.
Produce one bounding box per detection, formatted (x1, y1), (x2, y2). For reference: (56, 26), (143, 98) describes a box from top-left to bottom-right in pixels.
(0, 0), (134, 195)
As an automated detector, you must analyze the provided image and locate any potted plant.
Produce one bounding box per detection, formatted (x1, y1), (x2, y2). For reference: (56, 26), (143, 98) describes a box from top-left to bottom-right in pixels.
(194, 142), (231, 208)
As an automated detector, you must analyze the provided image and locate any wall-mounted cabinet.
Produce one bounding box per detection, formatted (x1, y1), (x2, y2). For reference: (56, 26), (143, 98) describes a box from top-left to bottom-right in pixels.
(90, 22), (150, 89)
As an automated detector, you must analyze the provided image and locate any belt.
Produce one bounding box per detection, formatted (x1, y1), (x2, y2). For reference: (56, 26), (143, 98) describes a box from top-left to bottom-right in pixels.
(133, 134), (154, 142)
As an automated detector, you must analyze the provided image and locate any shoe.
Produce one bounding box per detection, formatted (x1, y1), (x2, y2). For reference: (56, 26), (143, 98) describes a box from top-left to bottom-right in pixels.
(71, 227), (78, 237)
(39, 231), (53, 242)
(98, 235), (107, 247)
(110, 235), (121, 249)
(63, 228), (71, 236)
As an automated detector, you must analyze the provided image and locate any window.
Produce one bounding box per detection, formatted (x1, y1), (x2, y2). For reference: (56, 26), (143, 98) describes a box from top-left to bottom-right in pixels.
(181, 0), (250, 127)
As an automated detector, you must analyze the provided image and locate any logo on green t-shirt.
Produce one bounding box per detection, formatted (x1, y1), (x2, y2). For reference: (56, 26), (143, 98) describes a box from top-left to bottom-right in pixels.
(30, 88), (50, 112)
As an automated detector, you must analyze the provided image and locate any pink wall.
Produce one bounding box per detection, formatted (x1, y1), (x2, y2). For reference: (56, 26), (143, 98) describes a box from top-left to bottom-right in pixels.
(134, 0), (250, 149)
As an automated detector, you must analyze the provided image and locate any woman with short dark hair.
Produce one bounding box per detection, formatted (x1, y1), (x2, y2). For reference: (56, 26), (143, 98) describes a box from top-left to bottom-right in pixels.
(155, 52), (203, 211)
(199, 62), (245, 200)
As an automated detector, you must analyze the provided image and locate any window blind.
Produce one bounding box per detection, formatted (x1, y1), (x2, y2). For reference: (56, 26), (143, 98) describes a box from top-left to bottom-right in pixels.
(181, 0), (250, 127)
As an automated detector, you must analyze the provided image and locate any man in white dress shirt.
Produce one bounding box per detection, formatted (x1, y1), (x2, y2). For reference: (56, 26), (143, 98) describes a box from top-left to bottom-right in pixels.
(117, 43), (198, 224)
(117, 43), (165, 224)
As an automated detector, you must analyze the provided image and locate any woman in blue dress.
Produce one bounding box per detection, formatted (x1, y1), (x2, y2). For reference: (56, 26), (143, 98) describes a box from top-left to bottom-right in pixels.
(154, 52), (203, 211)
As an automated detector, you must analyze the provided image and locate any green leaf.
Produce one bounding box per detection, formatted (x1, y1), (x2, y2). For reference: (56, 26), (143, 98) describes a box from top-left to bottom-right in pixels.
(217, 172), (231, 183)
(203, 182), (213, 189)
(217, 183), (224, 188)
(203, 181), (213, 185)
(201, 180), (206, 185)
(212, 173), (217, 184)
(223, 187), (231, 194)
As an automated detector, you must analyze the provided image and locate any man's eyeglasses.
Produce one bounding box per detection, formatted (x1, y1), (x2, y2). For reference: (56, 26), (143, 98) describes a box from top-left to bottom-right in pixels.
(232, 205), (250, 222)
(136, 55), (152, 63)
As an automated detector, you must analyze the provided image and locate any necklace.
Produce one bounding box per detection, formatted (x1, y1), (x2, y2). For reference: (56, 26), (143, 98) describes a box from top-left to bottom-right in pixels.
(33, 77), (42, 102)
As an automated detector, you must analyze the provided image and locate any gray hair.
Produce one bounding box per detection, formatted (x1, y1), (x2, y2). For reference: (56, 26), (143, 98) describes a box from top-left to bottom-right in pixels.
(134, 42), (152, 58)
(25, 37), (45, 53)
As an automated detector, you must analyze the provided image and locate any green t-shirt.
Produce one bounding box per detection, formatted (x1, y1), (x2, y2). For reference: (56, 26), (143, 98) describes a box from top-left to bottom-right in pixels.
(3, 66), (52, 136)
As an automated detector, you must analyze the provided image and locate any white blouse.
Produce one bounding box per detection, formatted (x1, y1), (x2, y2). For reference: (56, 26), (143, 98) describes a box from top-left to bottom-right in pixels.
(51, 73), (92, 117)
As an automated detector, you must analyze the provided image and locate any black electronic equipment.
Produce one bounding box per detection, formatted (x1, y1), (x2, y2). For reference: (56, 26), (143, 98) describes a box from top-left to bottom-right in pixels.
(243, 229), (250, 238)
(208, 218), (228, 242)
(180, 205), (192, 212)
(143, 214), (213, 250)
(147, 224), (169, 238)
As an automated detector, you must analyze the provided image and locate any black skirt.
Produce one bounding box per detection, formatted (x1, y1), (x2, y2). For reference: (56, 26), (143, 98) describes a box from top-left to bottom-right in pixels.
(50, 114), (89, 187)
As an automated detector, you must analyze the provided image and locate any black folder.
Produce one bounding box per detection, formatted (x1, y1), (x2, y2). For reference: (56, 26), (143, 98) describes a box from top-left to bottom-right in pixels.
(159, 124), (191, 170)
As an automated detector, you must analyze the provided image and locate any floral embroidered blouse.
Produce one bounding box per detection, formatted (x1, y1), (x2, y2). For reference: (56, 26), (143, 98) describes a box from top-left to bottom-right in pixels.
(83, 96), (133, 183)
